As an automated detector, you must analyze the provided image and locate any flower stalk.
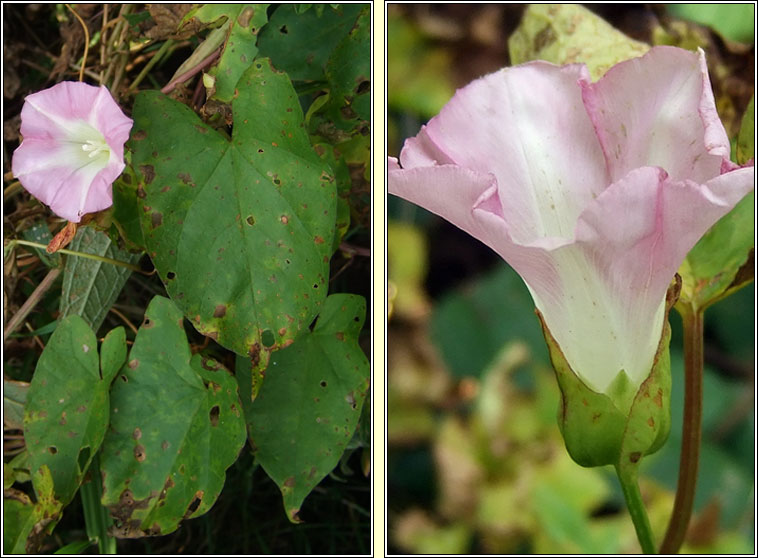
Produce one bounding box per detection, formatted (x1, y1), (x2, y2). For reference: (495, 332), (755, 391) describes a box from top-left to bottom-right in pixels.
(616, 464), (657, 554)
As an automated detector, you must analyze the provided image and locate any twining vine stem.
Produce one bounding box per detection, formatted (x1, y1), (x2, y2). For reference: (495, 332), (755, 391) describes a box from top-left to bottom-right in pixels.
(659, 304), (704, 553)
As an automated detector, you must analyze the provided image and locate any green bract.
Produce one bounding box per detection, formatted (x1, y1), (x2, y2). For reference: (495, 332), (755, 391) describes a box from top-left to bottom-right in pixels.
(538, 280), (678, 469)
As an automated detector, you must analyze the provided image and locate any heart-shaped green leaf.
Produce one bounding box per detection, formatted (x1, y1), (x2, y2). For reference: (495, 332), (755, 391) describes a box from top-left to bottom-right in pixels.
(99, 296), (246, 538)
(240, 293), (369, 522)
(130, 59), (336, 372)
(23, 317), (125, 505)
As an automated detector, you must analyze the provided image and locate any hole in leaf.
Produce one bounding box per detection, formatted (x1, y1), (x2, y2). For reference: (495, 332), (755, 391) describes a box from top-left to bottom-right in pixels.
(209, 405), (220, 427)
(261, 329), (275, 347)
(279, 24), (288, 34)
(356, 80), (370, 95)
(120, 375), (128, 383)
(246, 215), (255, 226)
(320, 380), (327, 388)
(167, 271), (176, 280)
(48, 446), (58, 455)
(186, 493), (202, 515)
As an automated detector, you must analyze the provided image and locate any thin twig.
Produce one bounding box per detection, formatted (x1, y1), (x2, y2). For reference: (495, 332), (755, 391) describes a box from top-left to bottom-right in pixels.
(99, 5), (108, 84)
(108, 306), (139, 336)
(65, 4), (89, 82)
(3, 268), (61, 341)
(25, 321), (45, 350)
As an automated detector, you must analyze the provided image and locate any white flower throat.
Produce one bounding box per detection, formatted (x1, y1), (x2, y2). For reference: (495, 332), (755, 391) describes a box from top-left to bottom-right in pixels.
(81, 138), (109, 159)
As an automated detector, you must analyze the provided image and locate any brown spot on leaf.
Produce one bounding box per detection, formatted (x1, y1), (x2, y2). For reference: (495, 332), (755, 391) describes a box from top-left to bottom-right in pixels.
(648, 417), (655, 428)
(280, 215), (289, 224)
(629, 452), (641, 463)
(132, 129), (147, 141)
(151, 212), (163, 228)
(314, 235), (324, 244)
(335, 332), (344, 341)
(76, 405), (86, 413)
(134, 445), (146, 462)
(214, 304), (227, 318)
(59, 412), (67, 425)
(128, 359), (139, 369)
(248, 343), (260, 367)
(209, 405), (220, 427)
(161, 440), (170, 451)
(284, 476), (296, 488)
(139, 165), (155, 184)
(237, 6), (254, 26)
(132, 428), (142, 440)
(178, 172), (192, 185)
(201, 358), (221, 372)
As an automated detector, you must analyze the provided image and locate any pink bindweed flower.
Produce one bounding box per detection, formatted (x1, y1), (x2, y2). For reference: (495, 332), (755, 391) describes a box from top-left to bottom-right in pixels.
(12, 81), (133, 223)
(389, 46), (754, 396)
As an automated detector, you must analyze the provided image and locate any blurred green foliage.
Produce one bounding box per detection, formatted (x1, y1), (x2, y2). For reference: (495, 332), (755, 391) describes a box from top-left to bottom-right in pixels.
(666, 4), (755, 44)
(387, 8), (456, 119)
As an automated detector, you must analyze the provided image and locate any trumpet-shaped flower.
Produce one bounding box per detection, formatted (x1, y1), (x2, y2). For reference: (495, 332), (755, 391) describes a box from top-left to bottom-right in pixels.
(12, 81), (133, 223)
(389, 46), (753, 397)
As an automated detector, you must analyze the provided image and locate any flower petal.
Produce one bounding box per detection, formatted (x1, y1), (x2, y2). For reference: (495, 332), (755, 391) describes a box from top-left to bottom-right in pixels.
(580, 46), (728, 184)
(388, 163), (497, 245)
(12, 138), (123, 222)
(414, 61), (608, 244)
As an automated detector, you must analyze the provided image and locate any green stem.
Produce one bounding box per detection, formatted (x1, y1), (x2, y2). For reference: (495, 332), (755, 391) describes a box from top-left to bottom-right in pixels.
(616, 465), (656, 554)
(128, 39), (174, 92)
(659, 305), (704, 553)
(6, 239), (143, 272)
(81, 454), (116, 554)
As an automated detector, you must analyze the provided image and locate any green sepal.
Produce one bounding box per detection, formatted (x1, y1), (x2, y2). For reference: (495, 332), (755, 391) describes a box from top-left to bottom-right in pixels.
(538, 278), (678, 468)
